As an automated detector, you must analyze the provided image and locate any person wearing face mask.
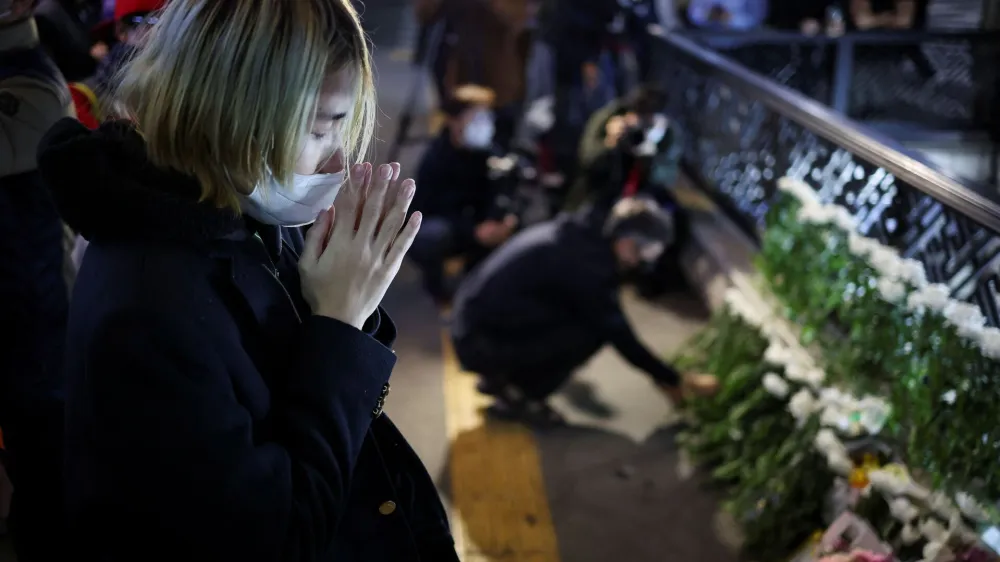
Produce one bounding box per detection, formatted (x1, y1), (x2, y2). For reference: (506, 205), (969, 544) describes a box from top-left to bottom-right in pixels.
(410, 84), (516, 305)
(36, 1), (460, 560)
(450, 196), (719, 427)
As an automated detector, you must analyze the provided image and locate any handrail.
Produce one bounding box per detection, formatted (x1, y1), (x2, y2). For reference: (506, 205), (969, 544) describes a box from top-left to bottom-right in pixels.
(680, 28), (1000, 46)
(657, 30), (1000, 232)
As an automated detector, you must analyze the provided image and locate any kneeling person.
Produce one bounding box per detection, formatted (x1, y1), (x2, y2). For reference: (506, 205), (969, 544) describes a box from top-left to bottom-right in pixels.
(410, 84), (516, 304)
(450, 197), (717, 425)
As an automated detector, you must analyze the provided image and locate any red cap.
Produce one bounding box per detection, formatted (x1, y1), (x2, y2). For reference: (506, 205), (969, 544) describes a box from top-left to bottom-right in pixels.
(114, 0), (166, 21)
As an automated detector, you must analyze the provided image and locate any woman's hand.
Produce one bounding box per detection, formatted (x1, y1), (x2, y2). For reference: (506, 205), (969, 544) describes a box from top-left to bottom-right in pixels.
(299, 162), (421, 329)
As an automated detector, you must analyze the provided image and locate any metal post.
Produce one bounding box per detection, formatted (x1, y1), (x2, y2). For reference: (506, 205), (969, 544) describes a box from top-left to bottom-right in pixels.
(830, 36), (855, 116)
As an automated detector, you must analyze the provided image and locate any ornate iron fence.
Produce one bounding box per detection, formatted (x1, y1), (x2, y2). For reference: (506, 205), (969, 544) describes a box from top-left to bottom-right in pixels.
(685, 30), (1000, 134)
(651, 32), (1000, 326)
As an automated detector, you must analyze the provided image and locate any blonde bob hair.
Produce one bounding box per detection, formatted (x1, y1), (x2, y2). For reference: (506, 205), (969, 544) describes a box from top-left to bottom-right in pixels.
(113, 0), (376, 209)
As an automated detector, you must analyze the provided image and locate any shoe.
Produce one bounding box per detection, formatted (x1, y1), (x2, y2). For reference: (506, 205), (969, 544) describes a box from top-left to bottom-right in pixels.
(486, 398), (565, 429)
(476, 376), (508, 397)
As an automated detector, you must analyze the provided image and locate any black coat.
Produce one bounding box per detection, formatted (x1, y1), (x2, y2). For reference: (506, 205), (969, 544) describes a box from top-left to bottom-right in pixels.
(38, 119), (459, 562)
(413, 131), (498, 246)
(450, 210), (679, 385)
(34, 0), (98, 82)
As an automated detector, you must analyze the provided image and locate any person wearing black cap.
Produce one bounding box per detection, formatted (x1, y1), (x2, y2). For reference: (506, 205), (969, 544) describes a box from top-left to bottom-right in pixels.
(450, 196), (718, 426)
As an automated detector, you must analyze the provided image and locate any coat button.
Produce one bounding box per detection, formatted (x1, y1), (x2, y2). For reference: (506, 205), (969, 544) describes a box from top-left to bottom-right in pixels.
(378, 501), (397, 516)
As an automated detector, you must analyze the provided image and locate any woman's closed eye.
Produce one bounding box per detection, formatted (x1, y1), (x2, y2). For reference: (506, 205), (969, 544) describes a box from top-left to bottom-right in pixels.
(310, 113), (348, 141)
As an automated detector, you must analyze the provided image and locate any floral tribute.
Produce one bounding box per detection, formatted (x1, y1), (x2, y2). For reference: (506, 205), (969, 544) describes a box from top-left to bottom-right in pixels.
(673, 177), (999, 562)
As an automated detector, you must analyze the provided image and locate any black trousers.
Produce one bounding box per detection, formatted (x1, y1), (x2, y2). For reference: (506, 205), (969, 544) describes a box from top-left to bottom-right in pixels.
(453, 323), (605, 400)
(0, 178), (69, 561)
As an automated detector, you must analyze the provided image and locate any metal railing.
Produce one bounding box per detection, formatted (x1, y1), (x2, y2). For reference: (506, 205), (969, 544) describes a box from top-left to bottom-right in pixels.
(650, 31), (1000, 326)
(682, 29), (1000, 138)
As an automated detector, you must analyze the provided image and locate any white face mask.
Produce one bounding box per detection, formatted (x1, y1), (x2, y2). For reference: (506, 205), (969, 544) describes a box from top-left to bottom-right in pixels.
(463, 111), (495, 149)
(241, 171), (346, 227)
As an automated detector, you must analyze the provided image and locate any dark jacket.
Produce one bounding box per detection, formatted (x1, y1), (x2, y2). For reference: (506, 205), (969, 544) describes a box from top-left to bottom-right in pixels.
(38, 119), (459, 562)
(33, 0), (99, 82)
(451, 210), (679, 385)
(0, 17), (73, 404)
(565, 99), (680, 216)
(414, 130), (497, 245)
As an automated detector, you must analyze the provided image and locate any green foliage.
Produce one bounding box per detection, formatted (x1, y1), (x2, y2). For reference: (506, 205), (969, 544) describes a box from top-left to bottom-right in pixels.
(757, 192), (1000, 513)
(674, 189), (1000, 561)
(677, 312), (831, 561)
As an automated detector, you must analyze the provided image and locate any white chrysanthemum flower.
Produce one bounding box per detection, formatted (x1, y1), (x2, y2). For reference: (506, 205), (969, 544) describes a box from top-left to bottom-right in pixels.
(976, 326), (1000, 360)
(955, 492), (990, 522)
(814, 428), (845, 455)
(922, 541), (944, 562)
(763, 342), (790, 365)
(797, 203), (831, 224)
(819, 405), (845, 429)
(788, 389), (818, 420)
(819, 387), (851, 408)
(759, 319), (784, 339)
(927, 492), (961, 521)
(898, 258), (928, 288)
(889, 498), (920, 522)
(783, 360), (809, 381)
(877, 277), (907, 303)
(803, 368), (826, 388)
(868, 245), (903, 279)
(723, 288), (742, 308)
(943, 301), (986, 339)
(907, 284), (951, 313)
(762, 373), (790, 398)
(826, 451), (854, 475)
(901, 523), (921, 545)
(858, 395), (890, 411)
(831, 207), (857, 232)
(869, 469), (910, 496)
(848, 233), (878, 257)
(920, 519), (948, 542)
(907, 482), (931, 501)
(776, 177), (821, 206)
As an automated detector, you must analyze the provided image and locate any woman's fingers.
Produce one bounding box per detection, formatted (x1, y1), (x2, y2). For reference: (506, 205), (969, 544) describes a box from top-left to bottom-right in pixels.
(374, 178), (416, 256)
(356, 163), (392, 240)
(384, 210), (422, 271)
(301, 205), (333, 263)
(375, 163), (402, 236)
(333, 163), (367, 239)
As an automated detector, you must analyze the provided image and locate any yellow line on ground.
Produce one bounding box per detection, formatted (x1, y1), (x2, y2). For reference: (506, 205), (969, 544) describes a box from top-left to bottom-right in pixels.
(441, 330), (561, 562)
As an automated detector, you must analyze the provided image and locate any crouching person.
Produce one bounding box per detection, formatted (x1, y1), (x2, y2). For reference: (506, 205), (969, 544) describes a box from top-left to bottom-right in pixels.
(450, 196), (718, 426)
